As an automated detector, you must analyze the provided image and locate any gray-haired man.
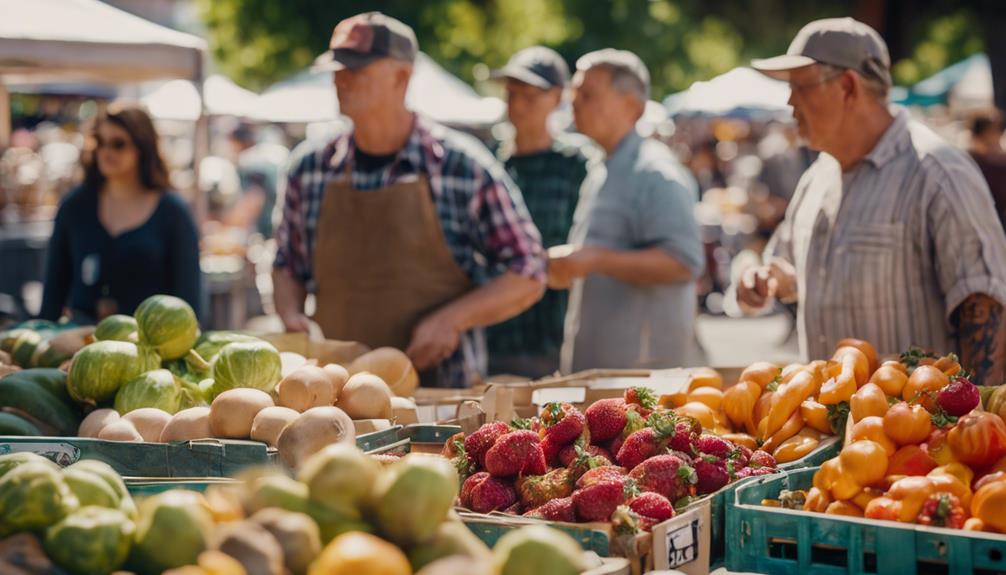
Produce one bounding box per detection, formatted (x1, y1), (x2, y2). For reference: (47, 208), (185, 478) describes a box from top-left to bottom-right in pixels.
(550, 49), (705, 372)
(736, 18), (1006, 384)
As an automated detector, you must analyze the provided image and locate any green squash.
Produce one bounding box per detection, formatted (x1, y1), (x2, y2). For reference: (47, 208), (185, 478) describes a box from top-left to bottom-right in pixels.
(94, 314), (138, 342)
(45, 506), (135, 575)
(135, 295), (199, 361)
(208, 341), (282, 399)
(194, 331), (260, 364)
(67, 341), (159, 405)
(127, 489), (213, 575)
(0, 461), (78, 536)
(114, 369), (187, 414)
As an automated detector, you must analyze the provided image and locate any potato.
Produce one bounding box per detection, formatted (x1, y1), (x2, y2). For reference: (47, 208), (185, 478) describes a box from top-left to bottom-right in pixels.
(79, 408), (120, 438)
(348, 348), (418, 396)
(123, 408), (172, 442)
(209, 388), (275, 439)
(250, 406), (300, 447)
(338, 373), (393, 420)
(160, 406), (213, 443)
(277, 406), (355, 469)
(97, 419), (143, 442)
(276, 366), (335, 412)
(322, 364), (350, 396)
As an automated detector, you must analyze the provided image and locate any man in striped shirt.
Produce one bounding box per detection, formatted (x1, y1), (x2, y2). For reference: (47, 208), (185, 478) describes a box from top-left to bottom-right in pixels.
(736, 18), (1006, 384)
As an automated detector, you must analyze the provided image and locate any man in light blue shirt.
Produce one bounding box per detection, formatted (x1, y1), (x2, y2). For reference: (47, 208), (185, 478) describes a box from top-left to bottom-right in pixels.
(549, 49), (705, 372)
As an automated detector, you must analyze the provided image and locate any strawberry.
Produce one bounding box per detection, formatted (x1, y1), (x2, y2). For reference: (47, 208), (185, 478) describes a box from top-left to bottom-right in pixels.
(916, 492), (967, 529)
(608, 435), (626, 457)
(559, 443), (611, 467)
(621, 407), (649, 439)
(694, 458), (731, 495)
(575, 465), (628, 489)
(628, 454), (696, 502)
(524, 497), (576, 522)
(938, 376), (981, 416)
(628, 492), (675, 522)
(624, 387), (658, 410)
(541, 435), (564, 466)
(694, 434), (735, 459)
(735, 466), (775, 479)
(667, 418), (702, 453)
(461, 472), (517, 513)
(517, 468), (574, 509)
(572, 478), (636, 522)
(748, 450), (777, 469)
(541, 403), (587, 446)
(734, 445), (753, 468)
(615, 412), (680, 469)
(484, 430), (548, 477)
(463, 421), (511, 469)
(565, 445), (614, 482)
(585, 398), (629, 443)
(503, 501), (524, 515)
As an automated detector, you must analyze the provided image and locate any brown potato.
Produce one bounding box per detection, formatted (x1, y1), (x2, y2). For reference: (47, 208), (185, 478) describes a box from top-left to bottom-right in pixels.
(250, 406), (300, 447)
(277, 406), (355, 469)
(210, 388), (275, 439)
(276, 366), (335, 412)
(160, 406), (213, 443)
(123, 408), (172, 442)
(338, 373), (393, 420)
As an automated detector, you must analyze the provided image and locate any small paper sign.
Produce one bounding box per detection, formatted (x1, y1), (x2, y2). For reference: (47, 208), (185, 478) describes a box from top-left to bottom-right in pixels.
(665, 515), (701, 568)
(531, 386), (586, 406)
(648, 368), (694, 396)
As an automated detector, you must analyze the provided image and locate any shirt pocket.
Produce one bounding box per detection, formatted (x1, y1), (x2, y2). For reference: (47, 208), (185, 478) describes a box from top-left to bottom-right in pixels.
(835, 223), (905, 312)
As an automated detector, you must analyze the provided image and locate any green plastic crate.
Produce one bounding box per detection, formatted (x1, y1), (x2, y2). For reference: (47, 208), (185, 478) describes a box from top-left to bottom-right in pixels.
(125, 477), (240, 497)
(0, 436), (270, 477)
(706, 435), (842, 569)
(726, 467), (1006, 574)
(459, 512), (612, 556)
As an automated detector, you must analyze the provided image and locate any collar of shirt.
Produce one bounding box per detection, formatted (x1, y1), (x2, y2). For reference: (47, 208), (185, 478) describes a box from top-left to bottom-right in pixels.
(605, 130), (644, 172)
(327, 113), (447, 177)
(863, 106), (912, 169)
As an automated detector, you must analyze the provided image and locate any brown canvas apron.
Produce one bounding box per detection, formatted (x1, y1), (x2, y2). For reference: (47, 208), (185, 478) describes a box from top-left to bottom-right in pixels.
(312, 163), (473, 386)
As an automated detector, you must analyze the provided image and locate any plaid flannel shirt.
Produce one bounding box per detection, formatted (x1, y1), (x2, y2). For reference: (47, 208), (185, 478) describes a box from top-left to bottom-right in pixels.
(274, 115), (546, 387)
(487, 133), (594, 358)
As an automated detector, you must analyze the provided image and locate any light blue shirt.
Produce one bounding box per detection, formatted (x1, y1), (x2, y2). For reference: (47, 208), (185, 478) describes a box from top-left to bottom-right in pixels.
(561, 131), (704, 372)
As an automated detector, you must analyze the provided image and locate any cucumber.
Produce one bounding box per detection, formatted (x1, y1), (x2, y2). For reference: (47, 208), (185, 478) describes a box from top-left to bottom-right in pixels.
(0, 412), (42, 436)
(1, 368), (74, 406)
(0, 379), (80, 435)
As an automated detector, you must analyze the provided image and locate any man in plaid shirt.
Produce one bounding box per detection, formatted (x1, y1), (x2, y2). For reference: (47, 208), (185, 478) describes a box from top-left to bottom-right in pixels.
(487, 47), (594, 378)
(272, 12), (546, 388)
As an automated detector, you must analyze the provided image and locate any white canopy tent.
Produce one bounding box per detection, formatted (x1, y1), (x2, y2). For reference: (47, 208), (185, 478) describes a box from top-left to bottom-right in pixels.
(663, 67), (791, 119)
(249, 52), (505, 126)
(142, 75), (259, 121)
(0, 0), (206, 145)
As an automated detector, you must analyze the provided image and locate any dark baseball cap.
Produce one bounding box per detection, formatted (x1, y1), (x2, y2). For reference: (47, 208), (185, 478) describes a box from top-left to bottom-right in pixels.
(312, 12), (418, 72)
(752, 17), (891, 86)
(492, 46), (570, 90)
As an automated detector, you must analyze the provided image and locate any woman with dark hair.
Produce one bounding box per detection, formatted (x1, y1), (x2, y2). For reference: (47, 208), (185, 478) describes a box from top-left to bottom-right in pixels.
(39, 102), (202, 323)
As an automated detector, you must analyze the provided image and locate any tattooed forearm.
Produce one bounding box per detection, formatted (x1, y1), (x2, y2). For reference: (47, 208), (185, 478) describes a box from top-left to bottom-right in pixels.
(956, 293), (1006, 385)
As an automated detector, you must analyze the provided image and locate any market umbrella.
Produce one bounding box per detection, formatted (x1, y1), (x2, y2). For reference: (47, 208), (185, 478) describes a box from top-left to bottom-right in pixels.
(898, 53), (991, 109)
(142, 74), (259, 121)
(663, 67), (791, 119)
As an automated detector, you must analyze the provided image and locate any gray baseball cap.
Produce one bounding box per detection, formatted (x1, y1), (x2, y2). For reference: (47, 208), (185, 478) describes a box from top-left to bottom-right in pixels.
(312, 12), (418, 72)
(492, 46), (570, 90)
(752, 17), (891, 86)
(575, 48), (650, 100)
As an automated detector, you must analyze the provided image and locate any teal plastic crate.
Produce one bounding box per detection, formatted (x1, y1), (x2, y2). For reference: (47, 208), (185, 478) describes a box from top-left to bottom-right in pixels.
(401, 423), (462, 453)
(706, 434), (842, 569)
(726, 467), (1006, 575)
(125, 477), (240, 497)
(354, 425), (403, 453)
(0, 436), (270, 477)
(458, 511), (612, 556)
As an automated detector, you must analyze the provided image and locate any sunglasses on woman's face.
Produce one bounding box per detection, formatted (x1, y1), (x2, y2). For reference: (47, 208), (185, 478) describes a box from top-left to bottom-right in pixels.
(95, 136), (131, 152)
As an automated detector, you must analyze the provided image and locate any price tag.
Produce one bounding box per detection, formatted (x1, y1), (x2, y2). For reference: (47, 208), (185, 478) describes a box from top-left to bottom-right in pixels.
(0, 442), (80, 467)
(648, 368), (693, 396)
(665, 515), (701, 568)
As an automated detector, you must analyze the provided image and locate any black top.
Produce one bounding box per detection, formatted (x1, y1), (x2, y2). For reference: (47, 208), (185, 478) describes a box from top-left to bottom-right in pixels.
(39, 185), (202, 323)
(354, 147), (397, 172)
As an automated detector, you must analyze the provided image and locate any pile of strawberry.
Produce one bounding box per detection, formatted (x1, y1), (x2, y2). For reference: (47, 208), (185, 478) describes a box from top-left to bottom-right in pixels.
(447, 388), (778, 530)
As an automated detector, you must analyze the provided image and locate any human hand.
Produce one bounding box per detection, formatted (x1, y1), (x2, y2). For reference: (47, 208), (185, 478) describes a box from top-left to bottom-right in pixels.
(280, 312), (313, 334)
(405, 309), (462, 371)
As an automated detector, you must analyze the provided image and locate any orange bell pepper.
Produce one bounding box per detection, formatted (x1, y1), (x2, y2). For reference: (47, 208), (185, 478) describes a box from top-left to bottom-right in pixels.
(804, 487), (832, 513)
(739, 361), (782, 389)
(923, 428), (958, 466)
(753, 390), (774, 430)
(766, 370), (817, 437)
(869, 364), (909, 397)
(850, 383), (889, 423)
(839, 440), (889, 487)
(947, 412), (1006, 469)
(850, 416), (897, 456)
(887, 476), (938, 522)
(882, 402), (932, 446)
(928, 463), (974, 489)
(813, 458), (842, 492)
(864, 496), (902, 522)
(902, 365), (949, 411)
(851, 487), (885, 511)
(723, 380), (761, 431)
(970, 476), (1006, 533)
(762, 410), (804, 453)
(888, 445), (938, 477)
(836, 338), (879, 376)
(928, 473), (973, 509)
(801, 399), (833, 434)
(773, 432), (820, 464)
(826, 500), (864, 517)
(833, 346), (870, 385)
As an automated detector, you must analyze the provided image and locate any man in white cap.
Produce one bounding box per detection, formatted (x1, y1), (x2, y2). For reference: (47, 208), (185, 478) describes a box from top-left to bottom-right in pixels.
(551, 49), (704, 372)
(736, 17), (1006, 384)
(272, 12), (546, 387)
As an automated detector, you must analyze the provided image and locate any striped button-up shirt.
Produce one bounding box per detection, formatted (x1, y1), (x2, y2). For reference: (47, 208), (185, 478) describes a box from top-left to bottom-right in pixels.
(767, 107), (1006, 361)
(274, 115), (546, 387)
